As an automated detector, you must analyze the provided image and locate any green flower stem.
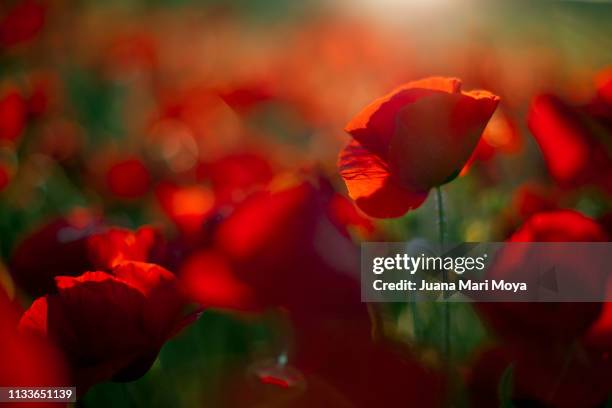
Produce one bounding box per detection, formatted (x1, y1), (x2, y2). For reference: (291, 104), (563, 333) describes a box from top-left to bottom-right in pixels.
(435, 186), (451, 364)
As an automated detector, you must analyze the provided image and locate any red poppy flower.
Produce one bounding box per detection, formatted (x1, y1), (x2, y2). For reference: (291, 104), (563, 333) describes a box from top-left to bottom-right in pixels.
(19, 261), (188, 393)
(10, 216), (163, 297)
(338, 77), (499, 217)
(9, 211), (100, 296)
(0, 0), (45, 48)
(197, 151), (274, 205)
(87, 226), (164, 270)
(0, 287), (68, 391)
(179, 250), (255, 311)
(528, 94), (612, 193)
(0, 88), (26, 144)
(179, 177), (362, 316)
(105, 157), (151, 199)
(478, 210), (608, 347)
(213, 178), (362, 315)
(155, 182), (215, 238)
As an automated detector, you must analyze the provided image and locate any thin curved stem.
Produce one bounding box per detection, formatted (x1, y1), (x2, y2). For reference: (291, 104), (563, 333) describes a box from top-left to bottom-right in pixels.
(436, 186), (451, 364)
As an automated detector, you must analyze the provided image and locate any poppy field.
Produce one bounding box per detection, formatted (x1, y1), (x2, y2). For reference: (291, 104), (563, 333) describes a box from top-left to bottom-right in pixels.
(0, 0), (611, 407)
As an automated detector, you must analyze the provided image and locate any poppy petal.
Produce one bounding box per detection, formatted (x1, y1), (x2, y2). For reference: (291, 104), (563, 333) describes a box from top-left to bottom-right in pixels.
(338, 139), (427, 218)
(344, 77), (462, 156)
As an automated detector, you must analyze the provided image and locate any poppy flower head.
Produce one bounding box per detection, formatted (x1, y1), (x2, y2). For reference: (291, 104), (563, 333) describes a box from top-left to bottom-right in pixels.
(9, 212), (100, 296)
(477, 210), (608, 348)
(19, 262), (187, 393)
(339, 77), (499, 218)
(105, 157), (151, 199)
(0, 286), (68, 388)
(87, 226), (164, 269)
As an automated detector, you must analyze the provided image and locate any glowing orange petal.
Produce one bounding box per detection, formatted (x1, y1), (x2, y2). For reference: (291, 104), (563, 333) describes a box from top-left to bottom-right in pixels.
(338, 139), (427, 218)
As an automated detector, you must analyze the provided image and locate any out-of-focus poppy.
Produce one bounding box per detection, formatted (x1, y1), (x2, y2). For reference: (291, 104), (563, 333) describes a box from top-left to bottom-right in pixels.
(197, 151), (274, 205)
(213, 177), (362, 316)
(0, 287), (68, 393)
(528, 94), (612, 193)
(509, 209), (608, 243)
(338, 77), (499, 217)
(0, 87), (27, 144)
(10, 215), (162, 297)
(478, 210), (608, 346)
(9, 211), (100, 296)
(0, 0), (46, 48)
(19, 261), (188, 394)
(105, 157), (151, 199)
(87, 226), (164, 270)
(179, 249), (255, 311)
(178, 176), (363, 317)
(155, 182), (215, 238)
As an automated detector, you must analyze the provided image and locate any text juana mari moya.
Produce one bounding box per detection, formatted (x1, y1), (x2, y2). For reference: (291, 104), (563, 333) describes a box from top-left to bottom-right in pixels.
(371, 254), (528, 293)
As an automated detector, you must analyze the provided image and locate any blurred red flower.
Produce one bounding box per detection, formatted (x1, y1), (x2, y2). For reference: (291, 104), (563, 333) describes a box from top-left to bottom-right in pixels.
(479, 210), (608, 346)
(509, 209), (608, 243)
(178, 176), (364, 317)
(87, 226), (164, 270)
(475, 210), (610, 406)
(338, 77), (499, 217)
(19, 262), (188, 394)
(0, 87), (27, 144)
(10, 212), (100, 296)
(155, 182), (215, 238)
(10, 214), (163, 296)
(179, 249), (255, 311)
(197, 151), (274, 205)
(0, 0), (45, 48)
(105, 157), (151, 199)
(528, 94), (612, 193)
(0, 287), (68, 394)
